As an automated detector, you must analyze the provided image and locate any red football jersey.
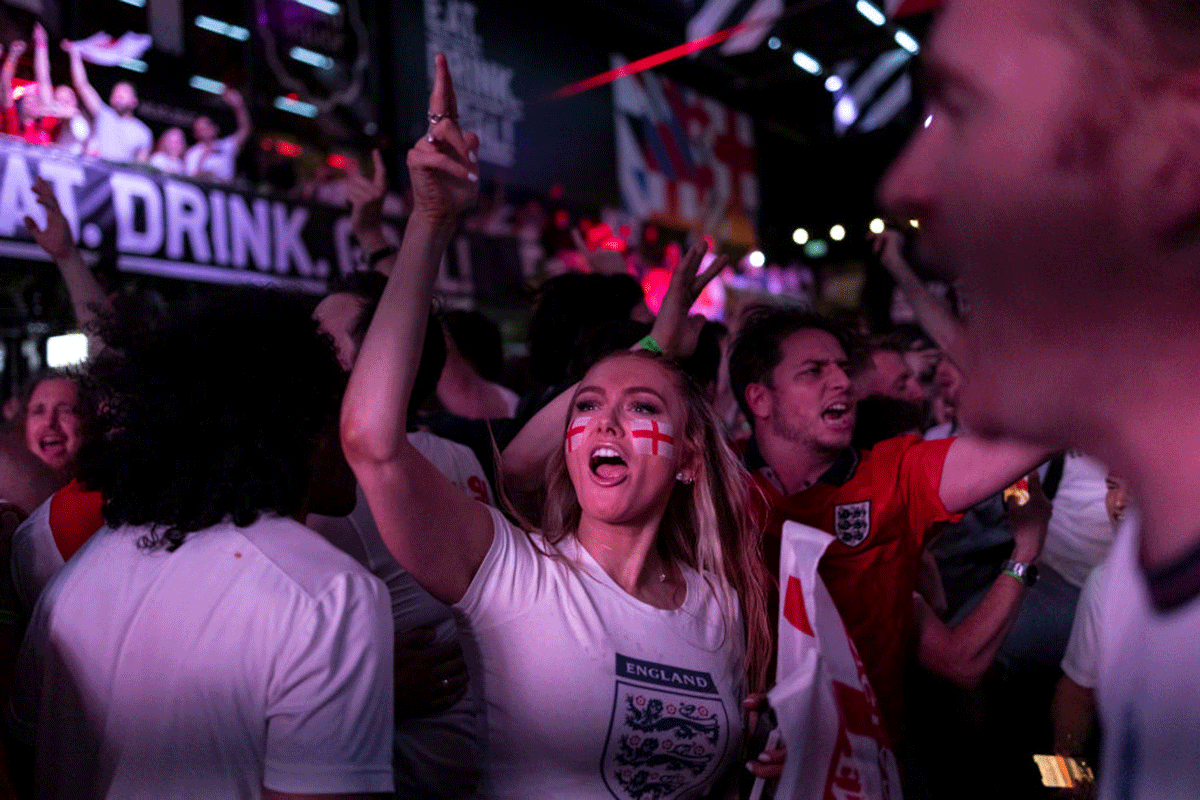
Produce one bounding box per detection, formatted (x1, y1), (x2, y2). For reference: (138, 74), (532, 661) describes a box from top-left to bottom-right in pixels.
(748, 434), (960, 743)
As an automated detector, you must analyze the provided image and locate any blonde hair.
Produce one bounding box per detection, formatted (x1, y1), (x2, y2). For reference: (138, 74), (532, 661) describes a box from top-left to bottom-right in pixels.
(537, 350), (772, 692)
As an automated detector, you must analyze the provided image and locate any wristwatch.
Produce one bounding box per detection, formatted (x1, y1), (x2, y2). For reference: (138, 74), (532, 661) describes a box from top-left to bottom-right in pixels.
(1001, 558), (1039, 587)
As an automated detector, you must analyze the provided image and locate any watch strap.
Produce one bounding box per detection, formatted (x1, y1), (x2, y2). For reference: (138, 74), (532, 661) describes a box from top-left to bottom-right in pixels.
(1001, 558), (1037, 586)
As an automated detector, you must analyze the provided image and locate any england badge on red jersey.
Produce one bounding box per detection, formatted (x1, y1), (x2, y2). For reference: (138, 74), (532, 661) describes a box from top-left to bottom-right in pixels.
(833, 501), (871, 546)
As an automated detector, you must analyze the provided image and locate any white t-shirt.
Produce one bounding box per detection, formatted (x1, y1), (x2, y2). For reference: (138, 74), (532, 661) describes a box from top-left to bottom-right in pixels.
(9, 495), (61, 615)
(307, 431), (491, 799)
(11, 515), (395, 799)
(1040, 453), (1115, 588)
(185, 134), (240, 182)
(1060, 557), (1109, 689)
(148, 151), (184, 174)
(1096, 514), (1200, 800)
(87, 104), (151, 162)
(455, 506), (746, 800)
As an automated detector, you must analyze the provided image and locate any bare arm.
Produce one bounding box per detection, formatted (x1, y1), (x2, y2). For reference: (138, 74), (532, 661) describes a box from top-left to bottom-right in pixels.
(63, 41), (102, 117)
(32, 24), (52, 108)
(1, 42), (23, 112)
(224, 87), (252, 149)
(872, 228), (967, 369)
(1051, 676), (1097, 756)
(341, 54), (490, 605)
(939, 434), (1051, 514)
(24, 177), (110, 356)
(346, 149), (392, 264)
(916, 474), (1049, 688)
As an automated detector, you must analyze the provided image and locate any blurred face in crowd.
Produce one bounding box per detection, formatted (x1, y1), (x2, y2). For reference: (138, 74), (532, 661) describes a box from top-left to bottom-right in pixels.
(193, 115), (218, 144)
(158, 127), (186, 158)
(880, 0), (1180, 446)
(745, 329), (854, 456)
(1105, 474), (1131, 527)
(53, 84), (76, 110)
(25, 377), (82, 471)
(110, 82), (138, 114)
(858, 349), (925, 405)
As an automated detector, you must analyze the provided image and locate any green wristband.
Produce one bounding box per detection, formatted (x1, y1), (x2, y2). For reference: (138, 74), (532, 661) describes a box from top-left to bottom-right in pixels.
(635, 334), (663, 354)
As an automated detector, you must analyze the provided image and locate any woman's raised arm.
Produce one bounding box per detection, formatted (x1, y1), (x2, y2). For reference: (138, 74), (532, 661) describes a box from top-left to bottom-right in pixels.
(341, 54), (492, 604)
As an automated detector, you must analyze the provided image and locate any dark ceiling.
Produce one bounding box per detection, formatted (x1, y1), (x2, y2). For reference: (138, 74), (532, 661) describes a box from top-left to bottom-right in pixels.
(566, 0), (936, 255)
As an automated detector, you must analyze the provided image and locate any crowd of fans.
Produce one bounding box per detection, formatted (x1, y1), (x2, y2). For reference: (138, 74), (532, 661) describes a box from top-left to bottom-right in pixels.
(0, 22), (250, 183)
(0, 0), (1197, 797)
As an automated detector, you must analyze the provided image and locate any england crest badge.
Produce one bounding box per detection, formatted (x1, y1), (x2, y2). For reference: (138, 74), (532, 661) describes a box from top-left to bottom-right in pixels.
(601, 654), (728, 800)
(833, 500), (871, 546)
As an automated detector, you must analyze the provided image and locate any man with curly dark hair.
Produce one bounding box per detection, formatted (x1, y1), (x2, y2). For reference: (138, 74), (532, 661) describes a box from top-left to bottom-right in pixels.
(10, 291), (395, 799)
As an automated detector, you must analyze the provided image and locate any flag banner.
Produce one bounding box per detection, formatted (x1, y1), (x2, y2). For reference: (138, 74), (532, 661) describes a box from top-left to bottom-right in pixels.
(0, 138), (504, 302)
(612, 56), (758, 246)
(769, 521), (901, 800)
(686, 0), (784, 57)
(71, 32), (153, 67)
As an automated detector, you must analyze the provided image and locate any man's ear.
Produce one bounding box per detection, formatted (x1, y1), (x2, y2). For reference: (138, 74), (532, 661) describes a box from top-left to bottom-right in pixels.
(744, 382), (772, 422)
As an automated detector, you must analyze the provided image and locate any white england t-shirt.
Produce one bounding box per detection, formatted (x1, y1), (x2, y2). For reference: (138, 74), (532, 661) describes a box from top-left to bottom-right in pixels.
(10, 515), (395, 799)
(455, 505), (746, 800)
(1097, 514), (1200, 800)
(185, 134), (240, 182)
(307, 431), (492, 798)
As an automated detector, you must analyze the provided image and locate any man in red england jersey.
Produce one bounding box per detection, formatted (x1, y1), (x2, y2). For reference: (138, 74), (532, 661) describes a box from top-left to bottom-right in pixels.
(729, 306), (1047, 744)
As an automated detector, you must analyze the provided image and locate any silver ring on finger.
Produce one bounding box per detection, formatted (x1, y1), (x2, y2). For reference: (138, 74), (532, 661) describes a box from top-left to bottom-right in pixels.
(427, 111), (454, 124)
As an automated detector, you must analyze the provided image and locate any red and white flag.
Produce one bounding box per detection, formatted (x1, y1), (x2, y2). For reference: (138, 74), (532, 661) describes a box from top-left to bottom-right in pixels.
(71, 32), (153, 67)
(566, 417), (591, 454)
(630, 419), (675, 458)
(768, 522), (901, 800)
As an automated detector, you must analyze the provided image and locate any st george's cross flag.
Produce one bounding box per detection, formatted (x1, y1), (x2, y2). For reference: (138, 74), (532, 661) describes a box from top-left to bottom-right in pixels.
(71, 32), (153, 67)
(767, 522), (901, 800)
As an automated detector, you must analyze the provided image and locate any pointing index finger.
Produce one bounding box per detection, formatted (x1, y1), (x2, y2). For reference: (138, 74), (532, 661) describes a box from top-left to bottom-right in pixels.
(371, 149), (386, 189)
(430, 53), (457, 120)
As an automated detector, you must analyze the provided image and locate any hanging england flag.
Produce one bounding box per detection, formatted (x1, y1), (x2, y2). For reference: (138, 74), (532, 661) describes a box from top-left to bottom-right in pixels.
(768, 522), (901, 800)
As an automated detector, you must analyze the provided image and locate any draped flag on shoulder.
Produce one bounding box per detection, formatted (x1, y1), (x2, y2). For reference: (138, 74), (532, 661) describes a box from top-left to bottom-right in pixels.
(71, 32), (153, 67)
(767, 521), (901, 800)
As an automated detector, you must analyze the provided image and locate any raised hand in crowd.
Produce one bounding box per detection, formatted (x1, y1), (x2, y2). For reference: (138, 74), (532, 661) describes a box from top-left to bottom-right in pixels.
(407, 59), (479, 227)
(871, 227), (967, 370)
(341, 50), (485, 605)
(648, 238), (726, 357)
(220, 86), (251, 149)
(346, 149), (393, 267)
(0, 41), (24, 113)
(23, 177), (75, 262)
(24, 177), (111, 355)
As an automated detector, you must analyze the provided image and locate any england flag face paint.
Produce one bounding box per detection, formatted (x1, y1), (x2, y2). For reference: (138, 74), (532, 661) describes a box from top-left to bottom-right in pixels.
(630, 418), (675, 459)
(566, 416), (592, 454)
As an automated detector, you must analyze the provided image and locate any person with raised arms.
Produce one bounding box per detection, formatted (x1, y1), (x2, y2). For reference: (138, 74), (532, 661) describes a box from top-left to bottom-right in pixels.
(340, 54), (777, 799)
